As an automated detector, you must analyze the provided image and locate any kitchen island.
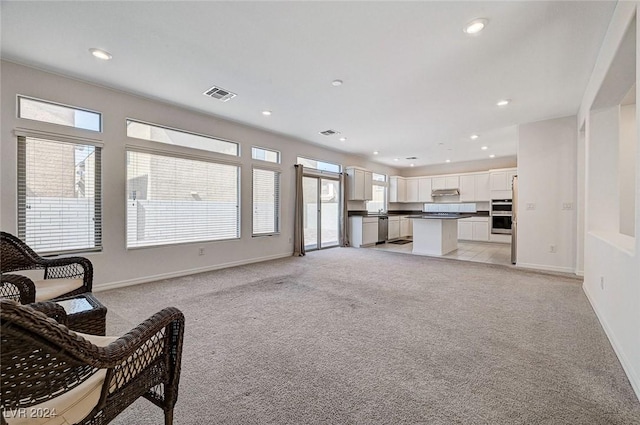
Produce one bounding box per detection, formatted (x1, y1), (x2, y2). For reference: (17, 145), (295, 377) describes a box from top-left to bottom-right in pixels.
(406, 213), (473, 256)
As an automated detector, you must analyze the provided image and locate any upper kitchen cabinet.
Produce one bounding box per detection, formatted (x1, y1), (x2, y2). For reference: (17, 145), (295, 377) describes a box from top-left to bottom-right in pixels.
(406, 178), (419, 202)
(389, 176), (407, 202)
(432, 176), (459, 190)
(418, 177), (432, 202)
(460, 173), (490, 202)
(346, 166), (373, 200)
(489, 168), (517, 199)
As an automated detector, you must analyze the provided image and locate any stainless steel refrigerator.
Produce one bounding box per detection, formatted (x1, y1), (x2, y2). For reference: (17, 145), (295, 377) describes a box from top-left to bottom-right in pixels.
(511, 175), (518, 264)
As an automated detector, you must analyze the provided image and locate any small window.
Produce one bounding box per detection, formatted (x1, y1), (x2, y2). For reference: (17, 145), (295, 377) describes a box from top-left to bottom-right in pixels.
(126, 119), (239, 156)
(372, 173), (386, 182)
(367, 173), (387, 214)
(252, 168), (281, 236)
(296, 156), (341, 173)
(252, 147), (280, 163)
(18, 96), (102, 132)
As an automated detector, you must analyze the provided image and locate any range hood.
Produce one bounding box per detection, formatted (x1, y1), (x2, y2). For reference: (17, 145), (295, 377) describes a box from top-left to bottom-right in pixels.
(431, 188), (460, 197)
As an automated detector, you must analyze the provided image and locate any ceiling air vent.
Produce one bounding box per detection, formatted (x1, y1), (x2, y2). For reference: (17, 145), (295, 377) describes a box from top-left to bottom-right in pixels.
(203, 86), (237, 102)
(320, 129), (340, 136)
(406, 156), (418, 160)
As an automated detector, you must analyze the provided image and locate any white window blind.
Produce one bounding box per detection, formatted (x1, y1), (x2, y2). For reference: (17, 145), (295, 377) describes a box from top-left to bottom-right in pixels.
(252, 168), (280, 235)
(17, 136), (102, 254)
(126, 150), (240, 248)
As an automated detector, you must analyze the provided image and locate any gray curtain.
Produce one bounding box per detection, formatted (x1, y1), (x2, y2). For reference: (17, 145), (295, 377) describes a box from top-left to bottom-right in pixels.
(293, 164), (305, 256)
(339, 172), (349, 247)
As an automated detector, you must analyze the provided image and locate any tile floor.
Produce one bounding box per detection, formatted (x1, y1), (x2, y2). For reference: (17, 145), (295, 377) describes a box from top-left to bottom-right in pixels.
(371, 239), (513, 266)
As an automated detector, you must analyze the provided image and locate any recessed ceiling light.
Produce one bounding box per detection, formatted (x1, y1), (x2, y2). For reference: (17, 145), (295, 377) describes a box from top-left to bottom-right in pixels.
(89, 48), (112, 60)
(496, 99), (511, 107)
(489, 154), (496, 158)
(481, 146), (488, 150)
(410, 163), (415, 167)
(373, 151), (379, 155)
(339, 137), (346, 142)
(445, 159), (451, 163)
(332, 79), (343, 86)
(470, 134), (479, 140)
(394, 158), (399, 161)
(463, 18), (488, 35)
(262, 110), (272, 116)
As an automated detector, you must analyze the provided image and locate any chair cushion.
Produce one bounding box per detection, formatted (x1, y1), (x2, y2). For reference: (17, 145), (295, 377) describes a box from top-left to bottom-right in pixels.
(3, 369), (107, 425)
(34, 278), (84, 302)
(2, 333), (117, 425)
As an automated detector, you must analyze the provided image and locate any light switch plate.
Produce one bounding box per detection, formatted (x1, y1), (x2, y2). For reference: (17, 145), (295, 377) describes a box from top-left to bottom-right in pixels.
(562, 202), (573, 210)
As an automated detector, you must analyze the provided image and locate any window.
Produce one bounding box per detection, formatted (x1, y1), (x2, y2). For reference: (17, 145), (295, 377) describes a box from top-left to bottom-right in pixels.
(126, 120), (239, 156)
(367, 173), (387, 214)
(252, 147), (280, 163)
(17, 136), (102, 254)
(252, 168), (280, 235)
(126, 150), (239, 248)
(18, 96), (102, 132)
(296, 156), (341, 173)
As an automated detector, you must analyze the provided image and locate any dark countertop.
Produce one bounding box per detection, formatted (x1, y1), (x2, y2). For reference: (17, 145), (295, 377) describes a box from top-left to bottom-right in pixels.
(348, 210), (489, 217)
(406, 213), (475, 220)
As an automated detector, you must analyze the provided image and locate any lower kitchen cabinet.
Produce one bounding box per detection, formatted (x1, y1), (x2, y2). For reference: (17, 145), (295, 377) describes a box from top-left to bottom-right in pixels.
(400, 216), (413, 238)
(458, 217), (489, 242)
(349, 216), (378, 247)
(388, 216), (400, 240)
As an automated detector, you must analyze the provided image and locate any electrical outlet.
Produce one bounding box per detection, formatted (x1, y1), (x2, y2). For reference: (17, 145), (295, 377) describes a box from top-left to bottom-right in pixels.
(562, 202), (573, 210)
(600, 276), (605, 290)
(198, 247), (205, 256)
(549, 244), (557, 253)
(526, 203), (536, 210)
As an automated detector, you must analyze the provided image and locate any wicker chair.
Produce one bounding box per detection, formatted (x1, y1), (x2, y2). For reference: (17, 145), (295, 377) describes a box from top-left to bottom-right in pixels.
(0, 299), (185, 425)
(0, 231), (93, 303)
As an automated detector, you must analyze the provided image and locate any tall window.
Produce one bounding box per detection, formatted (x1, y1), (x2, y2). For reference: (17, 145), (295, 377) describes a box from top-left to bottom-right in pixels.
(17, 136), (102, 254)
(126, 151), (240, 248)
(367, 173), (387, 213)
(252, 168), (280, 235)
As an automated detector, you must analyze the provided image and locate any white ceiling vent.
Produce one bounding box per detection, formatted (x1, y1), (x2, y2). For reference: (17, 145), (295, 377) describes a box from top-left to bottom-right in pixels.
(320, 129), (340, 136)
(203, 86), (237, 102)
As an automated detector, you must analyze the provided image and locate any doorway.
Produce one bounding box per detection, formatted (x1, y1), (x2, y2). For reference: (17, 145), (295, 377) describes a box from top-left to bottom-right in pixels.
(302, 176), (340, 250)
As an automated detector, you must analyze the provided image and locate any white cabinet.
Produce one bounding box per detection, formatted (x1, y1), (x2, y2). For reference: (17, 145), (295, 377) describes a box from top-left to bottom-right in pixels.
(346, 167), (373, 200)
(432, 177), (446, 190)
(459, 175), (476, 202)
(406, 178), (419, 202)
(445, 176), (459, 189)
(349, 216), (378, 247)
(389, 176), (407, 202)
(490, 168), (516, 199)
(418, 178), (432, 201)
(400, 216), (412, 238)
(459, 173), (490, 202)
(475, 173), (490, 201)
(457, 217), (489, 241)
(388, 216), (400, 240)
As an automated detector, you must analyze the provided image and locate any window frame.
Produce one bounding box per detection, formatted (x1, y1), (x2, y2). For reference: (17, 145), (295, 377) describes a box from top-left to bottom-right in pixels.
(125, 148), (242, 249)
(251, 146), (281, 164)
(17, 95), (103, 133)
(366, 173), (388, 214)
(17, 134), (103, 255)
(126, 118), (240, 157)
(296, 156), (341, 174)
(251, 166), (281, 237)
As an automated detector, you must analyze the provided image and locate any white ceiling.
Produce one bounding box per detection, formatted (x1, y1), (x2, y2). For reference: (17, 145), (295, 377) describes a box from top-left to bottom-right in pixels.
(0, 1), (616, 168)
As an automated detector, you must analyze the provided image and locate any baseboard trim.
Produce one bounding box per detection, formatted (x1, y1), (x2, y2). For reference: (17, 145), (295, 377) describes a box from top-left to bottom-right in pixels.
(515, 262), (574, 274)
(574, 269), (584, 277)
(583, 283), (640, 402)
(93, 252), (292, 292)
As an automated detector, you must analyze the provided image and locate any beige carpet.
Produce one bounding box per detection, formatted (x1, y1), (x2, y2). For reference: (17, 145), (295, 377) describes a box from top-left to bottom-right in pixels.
(98, 247), (640, 424)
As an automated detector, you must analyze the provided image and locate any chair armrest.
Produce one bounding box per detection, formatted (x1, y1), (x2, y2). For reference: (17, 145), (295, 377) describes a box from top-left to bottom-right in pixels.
(28, 301), (68, 326)
(0, 273), (36, 303)
(42, 256), (93, 292)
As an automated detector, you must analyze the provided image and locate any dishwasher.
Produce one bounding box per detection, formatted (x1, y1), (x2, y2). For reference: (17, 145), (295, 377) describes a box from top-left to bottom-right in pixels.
(377, 216), (388, 244)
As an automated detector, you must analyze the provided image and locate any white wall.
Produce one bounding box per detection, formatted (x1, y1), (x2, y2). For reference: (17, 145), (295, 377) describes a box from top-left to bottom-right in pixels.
(516, 116), (577, 273)
(0, 61), (398, 289)
(620, 104), (637, 237)
(578, 1), (640, 402)
(402, 156), (517, 178)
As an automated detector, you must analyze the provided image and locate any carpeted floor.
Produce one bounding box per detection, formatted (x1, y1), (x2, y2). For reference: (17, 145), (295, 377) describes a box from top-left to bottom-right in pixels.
(98, 248), (640, 424)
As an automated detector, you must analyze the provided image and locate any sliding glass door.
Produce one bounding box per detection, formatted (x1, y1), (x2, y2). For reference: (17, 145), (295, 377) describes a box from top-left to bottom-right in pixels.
(303, 176), (340, 251)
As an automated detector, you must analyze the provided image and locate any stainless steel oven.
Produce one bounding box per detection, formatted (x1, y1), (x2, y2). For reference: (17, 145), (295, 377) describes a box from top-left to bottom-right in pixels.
(491, 199), (512, 235)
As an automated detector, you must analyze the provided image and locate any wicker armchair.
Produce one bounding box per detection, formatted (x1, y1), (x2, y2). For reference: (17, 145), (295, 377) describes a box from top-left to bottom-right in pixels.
(0, 231), (93, 303)
(1, 299), (185, 425)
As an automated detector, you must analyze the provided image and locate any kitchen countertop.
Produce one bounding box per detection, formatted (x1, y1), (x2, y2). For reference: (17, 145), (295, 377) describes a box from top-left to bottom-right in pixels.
(406, 213), (474, 219)
(348, 210), (489, 217)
